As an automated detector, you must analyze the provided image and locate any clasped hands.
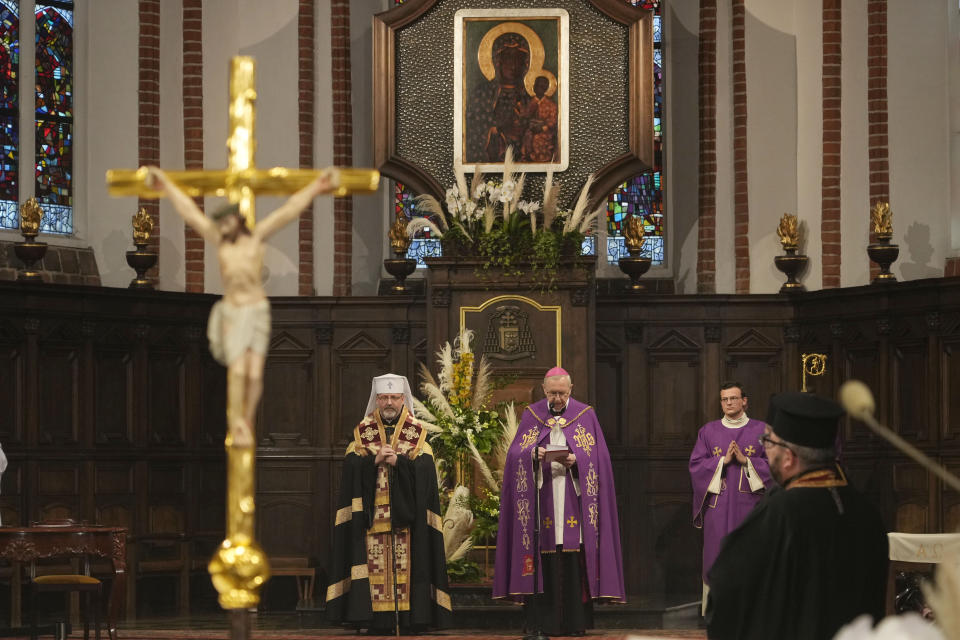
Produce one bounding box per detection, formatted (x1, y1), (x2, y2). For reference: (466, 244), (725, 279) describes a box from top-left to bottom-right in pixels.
(536, 447), (576, 469)
(374, 445), (398, 467)
(723, 440), (748, 465)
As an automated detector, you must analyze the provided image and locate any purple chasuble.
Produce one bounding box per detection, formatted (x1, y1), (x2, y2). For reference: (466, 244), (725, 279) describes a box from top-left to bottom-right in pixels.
(493, 398), (625, 603)
(689, 418), (770, 582)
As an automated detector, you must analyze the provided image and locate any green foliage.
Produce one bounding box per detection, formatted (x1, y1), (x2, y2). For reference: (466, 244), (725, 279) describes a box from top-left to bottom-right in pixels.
(468, 488), (501, 544)
(446, 557), (484, 583)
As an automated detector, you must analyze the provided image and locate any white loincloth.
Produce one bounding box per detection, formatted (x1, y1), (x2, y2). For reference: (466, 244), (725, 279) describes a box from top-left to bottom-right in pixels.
(206, 299), (271, 366)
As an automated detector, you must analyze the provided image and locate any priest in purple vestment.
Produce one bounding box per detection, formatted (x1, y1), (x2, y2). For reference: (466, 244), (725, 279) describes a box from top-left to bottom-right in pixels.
(494, 367), (625, 637)
(689, 381), (771, 611)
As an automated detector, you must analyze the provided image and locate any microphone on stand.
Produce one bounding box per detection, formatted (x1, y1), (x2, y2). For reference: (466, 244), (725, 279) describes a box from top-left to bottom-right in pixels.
(524, 445), (550, 640)
(839, 380), (960, 495)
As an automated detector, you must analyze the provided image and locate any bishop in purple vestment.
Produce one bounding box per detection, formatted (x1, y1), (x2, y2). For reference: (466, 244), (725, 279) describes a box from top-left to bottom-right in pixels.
(690, 382), (770, 603)
(494, 368), (625, 636)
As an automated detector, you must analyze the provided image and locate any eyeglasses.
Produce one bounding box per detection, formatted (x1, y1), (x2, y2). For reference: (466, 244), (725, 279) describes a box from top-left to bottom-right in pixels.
(759, 434), (792, 452)
(720, 397), (743, 403)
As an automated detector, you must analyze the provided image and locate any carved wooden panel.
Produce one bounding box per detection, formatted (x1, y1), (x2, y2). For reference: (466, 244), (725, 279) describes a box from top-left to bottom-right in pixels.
(893, 462), (930, 533)
(196, 461), (226, 535)
(260, 464), (312, 494)
(259, 497), (312, 557)
(261, 358), (313, 446)
(148, 504), (186, 533)
(0, 464), (22, 525)
(842, 346), (882, 443)
(97, 502), (135, 528)
(595, 332), (624, 445)
(892, 342), (929, 442)
(944, 460), (960, 533)
(95, 464), (134, 494)
(941, 340), (960, 442)
(0, 346), (23, 444)
(148, 464), (186, 494)
(724, 328), (781, 423)
(647, 329), (701, 448)
(93, 349), (134, 445)
(37, 347), (79, 444)
(335, 332), (391, 441)
(895, 503), (929, 534)
(646, 495), (701, 599)
(38, 466), (79, 495)
(200, 357), (227, 447)
(146, 351), (187, 445)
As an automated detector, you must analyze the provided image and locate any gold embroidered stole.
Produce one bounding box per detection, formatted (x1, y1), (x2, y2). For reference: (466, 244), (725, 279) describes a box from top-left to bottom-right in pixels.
(352, 408), (429, 613)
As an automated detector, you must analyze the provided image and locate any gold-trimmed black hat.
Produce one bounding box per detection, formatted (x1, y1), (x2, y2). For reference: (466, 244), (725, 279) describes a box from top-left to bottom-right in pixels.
(767, 391), (844, 448)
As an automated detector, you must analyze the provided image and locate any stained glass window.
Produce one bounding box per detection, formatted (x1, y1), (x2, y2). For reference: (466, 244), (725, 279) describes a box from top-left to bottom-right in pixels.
(35, 2), (73, 234)
(397, 181), (442, 268)
(0, 0), (18, 230)
(607, 0), (664, 266)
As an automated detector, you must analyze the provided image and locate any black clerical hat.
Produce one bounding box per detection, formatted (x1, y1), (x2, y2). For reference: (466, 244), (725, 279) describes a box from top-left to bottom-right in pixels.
(767, 391), (844, 448)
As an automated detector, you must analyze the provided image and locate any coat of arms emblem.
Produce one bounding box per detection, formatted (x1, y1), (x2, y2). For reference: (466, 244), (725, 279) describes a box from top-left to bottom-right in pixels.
(483, 304), (536, 361)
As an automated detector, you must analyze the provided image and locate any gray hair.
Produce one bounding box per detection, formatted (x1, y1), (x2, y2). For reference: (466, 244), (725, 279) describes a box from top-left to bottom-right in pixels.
(543, 374), (572, 385)
(788, 442), (836, 466)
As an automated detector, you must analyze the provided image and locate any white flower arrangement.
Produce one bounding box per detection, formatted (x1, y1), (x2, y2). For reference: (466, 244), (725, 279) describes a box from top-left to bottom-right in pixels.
(405, 147), (603, 246)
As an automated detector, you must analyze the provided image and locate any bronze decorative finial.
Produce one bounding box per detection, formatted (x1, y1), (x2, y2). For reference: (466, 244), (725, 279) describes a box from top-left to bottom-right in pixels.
(19, 198), (44, 239)
(801, 353), (827, 393)
(776, 213), (800, 251)
(388, 208), (412, 257)
(623, 215), (645, 254)
(870, 201), (893, 239)
(774, 213), (807, 292)
(15, 198), (48, 281)
(132, 207), (154, 246)
(867, 202), (898, 283)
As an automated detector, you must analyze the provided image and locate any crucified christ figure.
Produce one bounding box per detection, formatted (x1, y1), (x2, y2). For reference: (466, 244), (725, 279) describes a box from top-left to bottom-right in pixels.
(145, 166), (334, 448)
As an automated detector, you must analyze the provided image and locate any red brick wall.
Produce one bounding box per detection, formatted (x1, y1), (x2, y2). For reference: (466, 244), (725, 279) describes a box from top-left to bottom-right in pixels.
(697, 0), (717, 294)
(331, 0), (353, 296)
(183, 0), (204, 292)
(299, 0), (316, 296)
(821, 0), (842, 288)
(731, 0), (749, 293)
(138, 0), (161, 283)
(946, 257), (960, 278)
(867, 0), (889, 281)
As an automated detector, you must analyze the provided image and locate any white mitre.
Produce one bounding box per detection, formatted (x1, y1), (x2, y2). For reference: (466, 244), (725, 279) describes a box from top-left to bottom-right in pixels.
(364, 373), (415, 418)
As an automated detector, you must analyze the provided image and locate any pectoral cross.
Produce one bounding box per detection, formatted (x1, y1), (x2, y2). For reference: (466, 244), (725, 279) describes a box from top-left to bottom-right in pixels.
(105, 57), (380, 634)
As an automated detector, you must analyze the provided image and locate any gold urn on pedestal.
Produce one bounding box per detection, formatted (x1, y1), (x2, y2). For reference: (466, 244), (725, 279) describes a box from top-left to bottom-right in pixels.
(617, 215), (652, 291)
(14, 198), (48, 282)
(867, 202), (899, 284)
(383, 208), (417, 293)
(773, 213), (808, 293)
(125, 208), (158, 289)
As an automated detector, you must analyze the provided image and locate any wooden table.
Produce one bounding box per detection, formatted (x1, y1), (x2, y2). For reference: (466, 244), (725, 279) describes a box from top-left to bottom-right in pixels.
(0, 525), (127, 640)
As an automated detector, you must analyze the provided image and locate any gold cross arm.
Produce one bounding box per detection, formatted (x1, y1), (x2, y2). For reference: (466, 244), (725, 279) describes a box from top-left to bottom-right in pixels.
(106, 166), (380, 199)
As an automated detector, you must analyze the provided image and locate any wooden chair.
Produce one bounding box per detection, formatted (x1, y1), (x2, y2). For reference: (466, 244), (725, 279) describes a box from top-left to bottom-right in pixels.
(27, 521), (103, 640)
(269, 557), (317, 606)
(886, 532), (960, 615)
(133, 505), (190, 618)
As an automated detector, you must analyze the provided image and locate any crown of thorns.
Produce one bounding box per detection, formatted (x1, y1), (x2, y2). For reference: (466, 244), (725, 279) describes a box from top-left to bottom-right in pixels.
(211, 203), (241, 221)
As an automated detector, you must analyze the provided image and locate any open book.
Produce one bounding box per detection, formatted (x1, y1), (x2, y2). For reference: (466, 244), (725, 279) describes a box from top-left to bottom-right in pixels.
(543, 443), (571, 463)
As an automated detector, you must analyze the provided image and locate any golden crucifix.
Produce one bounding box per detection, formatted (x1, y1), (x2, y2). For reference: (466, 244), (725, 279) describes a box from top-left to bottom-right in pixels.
(106, 57), (379, 621)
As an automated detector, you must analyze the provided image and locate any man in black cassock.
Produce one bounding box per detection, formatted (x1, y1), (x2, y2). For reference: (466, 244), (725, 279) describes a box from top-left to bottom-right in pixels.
(706, 391), (888, 640)
(325, 374), (452, 634)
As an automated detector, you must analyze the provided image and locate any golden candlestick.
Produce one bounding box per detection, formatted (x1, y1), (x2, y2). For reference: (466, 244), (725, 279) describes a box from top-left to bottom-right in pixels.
(105, 56), (381, 628)
(801, 353), (827, 393)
